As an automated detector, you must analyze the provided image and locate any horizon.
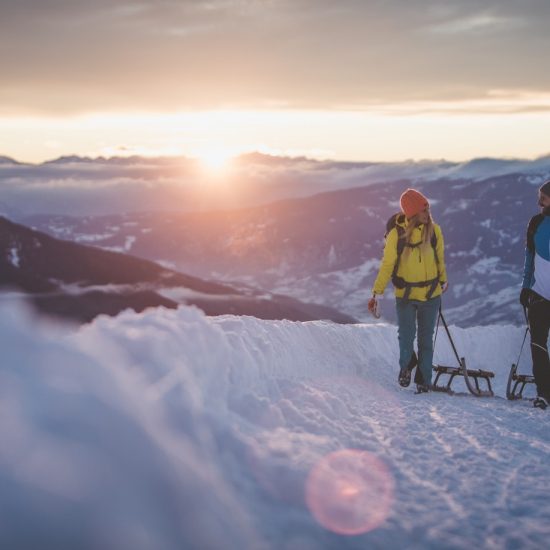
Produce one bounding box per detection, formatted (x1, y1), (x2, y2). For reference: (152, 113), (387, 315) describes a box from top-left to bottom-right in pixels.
(3, 148), (550, 168)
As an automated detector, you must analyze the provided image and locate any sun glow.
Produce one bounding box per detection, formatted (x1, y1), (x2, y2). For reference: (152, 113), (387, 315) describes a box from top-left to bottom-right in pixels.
(194, 147), (235, 172)
(3, 106), (550, 165)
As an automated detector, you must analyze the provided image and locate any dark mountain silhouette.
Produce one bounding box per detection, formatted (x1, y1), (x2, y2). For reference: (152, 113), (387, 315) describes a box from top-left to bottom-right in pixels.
(0, 217), (356, 324)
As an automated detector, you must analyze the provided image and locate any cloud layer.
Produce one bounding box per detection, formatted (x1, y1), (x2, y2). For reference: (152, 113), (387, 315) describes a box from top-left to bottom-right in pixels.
(2, 152), (550, 216)
(2, 0), (550, 114)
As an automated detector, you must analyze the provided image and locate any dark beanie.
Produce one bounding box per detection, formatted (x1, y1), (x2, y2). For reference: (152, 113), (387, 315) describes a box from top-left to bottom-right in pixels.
(540, 180), (550, 197)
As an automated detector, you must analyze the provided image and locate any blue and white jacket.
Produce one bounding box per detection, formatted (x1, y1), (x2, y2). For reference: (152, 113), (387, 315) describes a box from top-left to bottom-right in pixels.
(523, 214), (550, 301)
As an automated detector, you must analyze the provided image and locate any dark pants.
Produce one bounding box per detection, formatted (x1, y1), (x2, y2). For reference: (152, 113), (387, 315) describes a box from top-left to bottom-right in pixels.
(396, 296), (441, 385)
(528, 295), (550, 399)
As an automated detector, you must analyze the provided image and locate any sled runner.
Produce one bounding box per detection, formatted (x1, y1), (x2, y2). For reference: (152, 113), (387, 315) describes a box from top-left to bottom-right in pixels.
(431, 309), (495, 397)
(506, 313), (535, 400)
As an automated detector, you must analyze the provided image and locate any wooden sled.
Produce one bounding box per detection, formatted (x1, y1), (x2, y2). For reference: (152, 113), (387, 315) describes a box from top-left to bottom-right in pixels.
(431, 309), (495, 397)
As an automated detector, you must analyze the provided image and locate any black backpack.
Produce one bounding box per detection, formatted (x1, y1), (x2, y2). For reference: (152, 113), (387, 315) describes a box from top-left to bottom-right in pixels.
(526, 213), (544, 252)
(385, 213), (440, 299)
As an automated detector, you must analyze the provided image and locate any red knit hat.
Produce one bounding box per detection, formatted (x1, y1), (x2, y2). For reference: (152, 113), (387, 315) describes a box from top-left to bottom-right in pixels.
(400, 188), (429, 219)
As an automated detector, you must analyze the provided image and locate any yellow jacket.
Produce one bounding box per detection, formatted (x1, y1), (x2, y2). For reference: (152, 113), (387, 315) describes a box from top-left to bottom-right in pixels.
(372, 220), (447, 301)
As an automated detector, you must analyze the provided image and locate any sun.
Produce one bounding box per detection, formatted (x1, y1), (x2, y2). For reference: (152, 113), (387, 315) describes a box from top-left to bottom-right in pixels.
(194, 148), (235, 172)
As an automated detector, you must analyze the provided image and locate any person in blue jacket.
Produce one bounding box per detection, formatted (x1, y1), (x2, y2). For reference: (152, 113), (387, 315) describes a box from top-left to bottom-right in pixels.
(520, 180), (550, 409)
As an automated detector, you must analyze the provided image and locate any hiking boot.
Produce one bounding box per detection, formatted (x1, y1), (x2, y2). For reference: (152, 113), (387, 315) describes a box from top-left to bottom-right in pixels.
(534, 396), (549, 410)
(415, 384), (431, 394)
(398, 369), (412, 387)
(398, 352), (418, 388)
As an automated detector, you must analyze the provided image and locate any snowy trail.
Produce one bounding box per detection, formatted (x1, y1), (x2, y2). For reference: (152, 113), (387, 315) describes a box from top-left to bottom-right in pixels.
(0, 304), (548, 549)
(232, 374), (547, 549)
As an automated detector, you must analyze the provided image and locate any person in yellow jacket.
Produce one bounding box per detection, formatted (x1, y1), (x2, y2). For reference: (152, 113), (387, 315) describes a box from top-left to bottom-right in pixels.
(368, 189), (448, 393)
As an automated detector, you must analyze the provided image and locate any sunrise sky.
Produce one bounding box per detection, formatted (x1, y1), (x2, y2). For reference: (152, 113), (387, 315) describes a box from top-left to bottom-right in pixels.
(2, 0), (550, 164)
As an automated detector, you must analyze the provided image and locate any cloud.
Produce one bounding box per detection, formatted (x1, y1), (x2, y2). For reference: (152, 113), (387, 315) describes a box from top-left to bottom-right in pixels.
(369, 90), (550, 116)
(2, 151), (550, 217)
(427, 13), (526, 34)
(1, 1), (550, 115)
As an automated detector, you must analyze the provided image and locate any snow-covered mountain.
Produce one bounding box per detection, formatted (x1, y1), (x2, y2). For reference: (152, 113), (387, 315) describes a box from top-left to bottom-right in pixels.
(0, 217), (354, 324)
(0, 303), (546, 549)
(21, 172), (547, 326)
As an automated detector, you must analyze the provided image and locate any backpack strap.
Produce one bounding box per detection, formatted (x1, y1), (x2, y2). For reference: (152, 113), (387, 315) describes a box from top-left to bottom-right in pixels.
(391, 222), (406, 280)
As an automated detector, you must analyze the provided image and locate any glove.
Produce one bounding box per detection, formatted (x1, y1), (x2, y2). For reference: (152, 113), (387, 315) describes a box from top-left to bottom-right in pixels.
(368, 295), (381, 318)
(520, 288), (532, 308)
(441, 281), (449, 293)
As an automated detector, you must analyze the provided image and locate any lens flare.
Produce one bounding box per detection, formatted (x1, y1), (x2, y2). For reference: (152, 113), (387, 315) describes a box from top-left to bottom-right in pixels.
(305, 449), (394, 536)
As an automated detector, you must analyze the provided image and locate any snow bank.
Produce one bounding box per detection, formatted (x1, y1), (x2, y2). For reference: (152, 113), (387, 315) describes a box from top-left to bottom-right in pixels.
(0, 303), (547, 549)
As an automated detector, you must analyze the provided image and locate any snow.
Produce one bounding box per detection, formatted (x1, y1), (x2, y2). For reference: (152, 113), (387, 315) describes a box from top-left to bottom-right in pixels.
(75, 232), (117, 243)
(0, 302), (548, 549)
(7, 245), (21, 267)
(104, 235), (137, 253)
(468, 257), (509, 276)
